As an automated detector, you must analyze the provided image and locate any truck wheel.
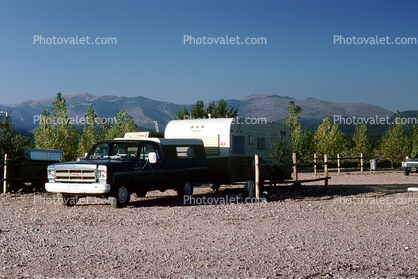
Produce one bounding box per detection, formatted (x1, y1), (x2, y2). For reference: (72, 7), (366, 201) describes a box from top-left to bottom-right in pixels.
(58, 193), (79, 207)
(211, 183), (221, 191)
(404, 169), (410, 176)
(177, 180), (194, 197)
(109, 185), (131, 208)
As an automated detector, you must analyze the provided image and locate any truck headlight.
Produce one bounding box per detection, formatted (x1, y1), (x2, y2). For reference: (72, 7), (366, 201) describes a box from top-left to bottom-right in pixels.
(402, 162), (407, 168)
(47, 168), (55, 182)
(98, 165), (107, 183)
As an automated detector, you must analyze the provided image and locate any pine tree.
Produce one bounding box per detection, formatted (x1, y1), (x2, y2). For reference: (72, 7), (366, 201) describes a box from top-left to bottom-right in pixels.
(190, 100), (205, 119)
(174, 107), (190, 120)
(175, 98), (238, 119)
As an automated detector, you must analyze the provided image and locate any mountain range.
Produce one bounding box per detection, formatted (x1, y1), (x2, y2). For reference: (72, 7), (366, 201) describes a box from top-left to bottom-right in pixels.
(0, 93), (405, 135)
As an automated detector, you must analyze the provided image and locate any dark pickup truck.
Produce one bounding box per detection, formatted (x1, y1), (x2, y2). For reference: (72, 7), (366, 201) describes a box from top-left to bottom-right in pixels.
(45, 138), (208, 207)
(401, 154), (418, 176)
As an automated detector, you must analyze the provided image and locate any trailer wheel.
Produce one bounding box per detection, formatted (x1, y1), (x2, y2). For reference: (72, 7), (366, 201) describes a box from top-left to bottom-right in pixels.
(177, 180), (194, 197)
(58, 193), (79, 207)
(109, 185), (131, 208)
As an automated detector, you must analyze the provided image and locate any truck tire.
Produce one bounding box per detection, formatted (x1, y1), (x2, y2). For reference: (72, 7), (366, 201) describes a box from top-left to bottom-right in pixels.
(211, 183), (221, 191)
(109, 185), (131, 208)
(404, 169), (410, 176)
(57, 193), (79, 207)
(177, 180), (194, 197)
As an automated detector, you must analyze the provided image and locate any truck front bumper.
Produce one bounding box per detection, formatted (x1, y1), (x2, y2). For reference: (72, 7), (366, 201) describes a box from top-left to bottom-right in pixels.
(45, 182), (111, 194)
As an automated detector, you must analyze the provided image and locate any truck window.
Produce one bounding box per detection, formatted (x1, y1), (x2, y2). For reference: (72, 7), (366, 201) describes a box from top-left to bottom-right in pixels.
(88, 142), (138, 160)
(176, 146), (195, 158)
(140, 142), (158, 161)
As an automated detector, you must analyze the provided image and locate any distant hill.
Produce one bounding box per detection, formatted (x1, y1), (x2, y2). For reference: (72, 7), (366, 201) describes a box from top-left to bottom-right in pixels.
(0, 93), (400, 136)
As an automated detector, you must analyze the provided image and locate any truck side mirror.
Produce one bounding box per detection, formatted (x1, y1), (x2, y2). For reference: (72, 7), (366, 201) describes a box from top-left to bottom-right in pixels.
(148, 152), (157, 164)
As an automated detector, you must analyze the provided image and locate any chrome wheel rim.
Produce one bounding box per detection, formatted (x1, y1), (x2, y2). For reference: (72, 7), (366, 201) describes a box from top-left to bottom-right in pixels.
(118, 187), (128, 203)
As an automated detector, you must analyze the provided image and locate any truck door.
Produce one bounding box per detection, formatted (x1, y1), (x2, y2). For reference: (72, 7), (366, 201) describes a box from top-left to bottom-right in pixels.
(136, 142), (165, 191)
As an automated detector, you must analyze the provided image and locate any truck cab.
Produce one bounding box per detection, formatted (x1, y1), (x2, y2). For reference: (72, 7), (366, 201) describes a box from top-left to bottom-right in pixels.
(45, 138), (208, 208)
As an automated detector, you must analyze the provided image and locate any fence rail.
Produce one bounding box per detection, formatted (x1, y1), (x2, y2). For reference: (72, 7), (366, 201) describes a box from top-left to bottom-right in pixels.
(314, 153), (364, 175)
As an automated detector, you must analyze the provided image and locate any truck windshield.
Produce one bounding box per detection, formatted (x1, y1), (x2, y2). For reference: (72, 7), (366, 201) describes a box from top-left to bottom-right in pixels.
(87, 142), (138, 160)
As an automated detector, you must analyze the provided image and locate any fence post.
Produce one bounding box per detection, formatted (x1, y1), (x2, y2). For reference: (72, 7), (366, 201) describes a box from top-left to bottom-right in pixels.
(255, 154), (260, 200)
(3, 154), (7, 194)
(337, 154), (340, 175)
(314, 153), (317, 176)
(324, 154), (328, 191)
(361, 153), (363, 173)
(293, 153), (297, 182)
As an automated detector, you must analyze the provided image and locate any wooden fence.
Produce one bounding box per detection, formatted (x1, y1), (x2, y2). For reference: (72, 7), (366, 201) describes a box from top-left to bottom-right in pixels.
(2, 154), (7, 193)
(314, 153), (364, 175)
(255, 153), (331, 199)
(253, 153), (368, 199)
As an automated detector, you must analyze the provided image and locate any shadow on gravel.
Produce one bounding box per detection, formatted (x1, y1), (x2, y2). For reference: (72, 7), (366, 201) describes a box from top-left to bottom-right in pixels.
(126, 182), (412, 207)
(129, 187), (247, 208)
(260, 182), (412, 203)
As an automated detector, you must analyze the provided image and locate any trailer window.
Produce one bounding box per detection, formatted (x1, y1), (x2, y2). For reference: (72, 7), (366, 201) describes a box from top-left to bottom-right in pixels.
(257, 138), (265, 150)
(233, 136), (245, 154)
(176, 146), (195, 158)
(248, 135), (254, 145)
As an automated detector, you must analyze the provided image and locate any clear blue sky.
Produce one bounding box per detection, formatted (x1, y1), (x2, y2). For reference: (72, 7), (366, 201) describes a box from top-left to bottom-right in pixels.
(0, 0), (417, 112)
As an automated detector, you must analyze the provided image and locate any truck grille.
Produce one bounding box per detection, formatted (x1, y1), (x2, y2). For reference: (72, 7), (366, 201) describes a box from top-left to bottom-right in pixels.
(55, 169), (97, 182)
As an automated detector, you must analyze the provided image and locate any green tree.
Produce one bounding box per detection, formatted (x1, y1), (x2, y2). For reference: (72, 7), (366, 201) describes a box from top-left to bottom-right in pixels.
(77, 104), (97, 156)
(283, 100), (313, 162)
(313, 116), (345, 159)
(98, 110), (138, 140)
(0, 112), (31, 161)
(33, 93), (78, 161)
(292, 125), (313, 162)
(211, 98), (238, 118)
(283, 100), (303, 133)
(351, 123), (372, 159)
(174, 107), (190, 120)
(379, 111), (409, 168)
(409, 114), (418, 157)
(190, 100), (206, 119)
(268, 132), (292, 165)
(175, 98), (239, 119)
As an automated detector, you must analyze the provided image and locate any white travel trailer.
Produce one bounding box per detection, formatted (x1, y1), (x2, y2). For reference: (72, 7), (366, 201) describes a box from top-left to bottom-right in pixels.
(164, 118), (291, 188)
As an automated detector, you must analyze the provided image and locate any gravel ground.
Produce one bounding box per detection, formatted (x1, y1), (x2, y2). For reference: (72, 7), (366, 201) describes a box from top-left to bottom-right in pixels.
(1, 170), (418, 279)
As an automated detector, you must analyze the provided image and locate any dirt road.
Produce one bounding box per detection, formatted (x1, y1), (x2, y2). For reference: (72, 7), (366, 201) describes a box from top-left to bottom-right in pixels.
(1, 171), (418, 278)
